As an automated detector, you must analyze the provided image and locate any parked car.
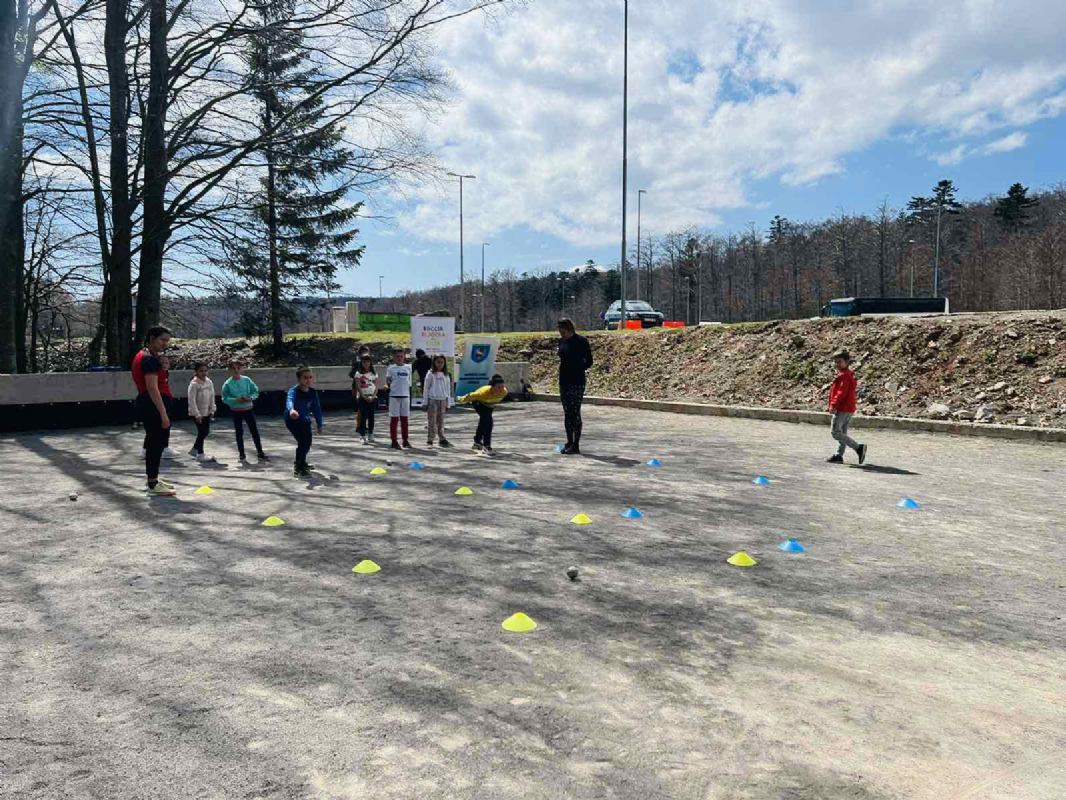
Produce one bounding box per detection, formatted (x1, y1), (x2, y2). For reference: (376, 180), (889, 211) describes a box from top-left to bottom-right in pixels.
(602, 300), (665, 329)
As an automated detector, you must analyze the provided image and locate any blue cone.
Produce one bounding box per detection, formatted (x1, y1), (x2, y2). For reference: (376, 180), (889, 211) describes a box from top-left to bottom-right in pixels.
(778, 538), (806, 553)
(752, 475), (771, 486)
(622, 507), (644, 519)
(501, 479), (519, 490)
(407, 462), (425, 470)
(897, 497), (921, 509)
(646, 458), (662, 467)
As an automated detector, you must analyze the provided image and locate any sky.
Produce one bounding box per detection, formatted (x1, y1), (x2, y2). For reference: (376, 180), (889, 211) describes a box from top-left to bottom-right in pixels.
(346, 0), (1066, 299)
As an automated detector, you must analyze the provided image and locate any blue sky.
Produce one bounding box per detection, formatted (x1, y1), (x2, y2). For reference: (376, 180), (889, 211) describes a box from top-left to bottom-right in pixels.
(342, 1), (1066, 298)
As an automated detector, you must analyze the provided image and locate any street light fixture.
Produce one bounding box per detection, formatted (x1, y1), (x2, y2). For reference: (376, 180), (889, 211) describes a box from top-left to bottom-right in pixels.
(481, 242), (489, 332)
(446, 171), (476, 329)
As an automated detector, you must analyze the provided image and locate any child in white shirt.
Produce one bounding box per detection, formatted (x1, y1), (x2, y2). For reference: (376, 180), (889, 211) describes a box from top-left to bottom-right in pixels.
(385, 348), (413, 450)
(187, 362), (217, 461)
(423, 354), (452, 447)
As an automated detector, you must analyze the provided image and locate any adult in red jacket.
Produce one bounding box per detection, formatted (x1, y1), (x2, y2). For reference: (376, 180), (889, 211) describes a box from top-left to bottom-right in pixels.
(132, 326), (176, 494)
(827, 349), (866, 464)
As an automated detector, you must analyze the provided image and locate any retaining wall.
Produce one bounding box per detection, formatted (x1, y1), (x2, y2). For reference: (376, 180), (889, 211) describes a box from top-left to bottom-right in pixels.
(0, 363), (529, 432)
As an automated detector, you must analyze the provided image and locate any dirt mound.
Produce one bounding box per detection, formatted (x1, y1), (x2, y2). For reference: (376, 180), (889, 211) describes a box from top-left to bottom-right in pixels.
(519, 311), (1066, 429)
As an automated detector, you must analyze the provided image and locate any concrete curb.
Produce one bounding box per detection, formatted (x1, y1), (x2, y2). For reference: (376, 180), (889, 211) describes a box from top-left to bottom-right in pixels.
(531, 393), (1066, 443)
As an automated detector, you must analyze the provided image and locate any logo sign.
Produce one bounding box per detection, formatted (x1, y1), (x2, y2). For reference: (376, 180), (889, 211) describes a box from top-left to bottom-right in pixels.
(456, 337), (499, 397)
(410, 316), (456, 357)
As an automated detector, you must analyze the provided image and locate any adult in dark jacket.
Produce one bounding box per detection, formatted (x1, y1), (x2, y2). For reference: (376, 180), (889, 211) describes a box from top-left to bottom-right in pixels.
(556, 318), (593, 454)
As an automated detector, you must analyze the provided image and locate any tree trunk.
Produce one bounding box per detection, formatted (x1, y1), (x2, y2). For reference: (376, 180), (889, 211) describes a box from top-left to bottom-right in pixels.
(105, 0), (134, 364)
(0, 0), (22, 373)
(136, 0), (168, 342)
(265, 117), (283, 352)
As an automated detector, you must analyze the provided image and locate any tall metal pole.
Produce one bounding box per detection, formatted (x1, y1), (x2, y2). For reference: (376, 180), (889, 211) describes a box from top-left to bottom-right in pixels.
(378, 275), (383, 299)
(636, 189), (645, 301)
(480, 242), (489, 332)
(933, 203), (942, 298)
(696, 249), (703, 325)
(447, 172), (476, 329)
(618, 0), (629, 330)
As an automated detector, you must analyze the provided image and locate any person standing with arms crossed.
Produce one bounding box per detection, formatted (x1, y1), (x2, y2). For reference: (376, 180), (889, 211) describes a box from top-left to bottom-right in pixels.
(131, 326), (177, 495)
(556, 318), (593, 455)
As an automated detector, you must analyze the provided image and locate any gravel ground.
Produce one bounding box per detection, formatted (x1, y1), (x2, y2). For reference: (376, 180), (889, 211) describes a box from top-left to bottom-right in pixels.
(1, 403), (1064, 799)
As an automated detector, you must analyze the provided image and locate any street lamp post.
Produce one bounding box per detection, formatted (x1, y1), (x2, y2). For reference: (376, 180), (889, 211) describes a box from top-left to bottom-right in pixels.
(636, 189), (646, 301)
(480, 242), (489, 332)
(618, 0), (629, 330)
(378, 275), (384, 300)
(446, 172), (476, 329)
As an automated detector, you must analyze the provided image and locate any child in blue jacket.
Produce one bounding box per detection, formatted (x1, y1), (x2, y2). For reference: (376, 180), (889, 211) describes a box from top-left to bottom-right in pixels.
(286, 366), (324, 477)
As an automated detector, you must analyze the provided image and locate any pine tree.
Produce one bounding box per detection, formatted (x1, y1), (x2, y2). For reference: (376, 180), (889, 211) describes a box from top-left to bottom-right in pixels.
(229, 0), (364, 348)
(906, 179), (963, 297)
(994, 183), (1038, 230)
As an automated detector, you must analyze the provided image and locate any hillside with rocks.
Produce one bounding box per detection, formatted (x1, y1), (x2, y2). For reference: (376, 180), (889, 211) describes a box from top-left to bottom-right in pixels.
(518, 310), (1066, 429)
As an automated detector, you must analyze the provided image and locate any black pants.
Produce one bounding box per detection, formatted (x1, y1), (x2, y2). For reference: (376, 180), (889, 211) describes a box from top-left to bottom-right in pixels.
(286, 418), (313, 469)
(193, 417), (211, 453)
(473, 402), (494, 448)
(232, 410), (263, 459)
(356, 397), (376, 435)
(137, 393), (170, 484)
(560, 382), (585, 445)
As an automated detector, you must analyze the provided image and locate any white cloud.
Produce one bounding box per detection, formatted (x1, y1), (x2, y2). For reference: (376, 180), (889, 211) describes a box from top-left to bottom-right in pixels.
(397, 0), (1066, 247)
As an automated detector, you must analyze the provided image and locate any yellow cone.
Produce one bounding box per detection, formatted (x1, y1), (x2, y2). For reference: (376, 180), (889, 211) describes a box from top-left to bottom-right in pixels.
(193, 485), (214, 495)
(352, 559), (381, 574)
(570, 513), (592, 525)
(502, 612), (538, 632)
(454, 486), (474, 496)
(727, 551), (757, 567)
(369, 467), (387, 476)
(262, 515), (285, 527)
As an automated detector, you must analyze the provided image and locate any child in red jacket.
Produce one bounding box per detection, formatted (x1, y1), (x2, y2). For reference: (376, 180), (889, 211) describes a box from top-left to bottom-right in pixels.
(827, 349), (867, 464)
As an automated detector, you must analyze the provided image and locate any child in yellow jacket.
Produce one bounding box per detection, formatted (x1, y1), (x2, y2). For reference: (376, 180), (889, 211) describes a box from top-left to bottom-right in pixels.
(457, 374), (508, 455)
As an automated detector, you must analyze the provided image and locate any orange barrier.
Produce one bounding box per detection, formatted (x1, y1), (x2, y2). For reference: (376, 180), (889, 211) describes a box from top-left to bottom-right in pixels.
(625, 320), (642, 330)
(663, 320), (686, 328)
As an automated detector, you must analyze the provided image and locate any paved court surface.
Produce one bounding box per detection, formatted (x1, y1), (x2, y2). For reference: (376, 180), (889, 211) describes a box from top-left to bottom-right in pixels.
(1, 403), (1064, 800)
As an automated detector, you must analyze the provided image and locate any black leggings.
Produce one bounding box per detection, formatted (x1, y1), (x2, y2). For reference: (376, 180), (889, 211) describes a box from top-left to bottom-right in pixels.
(560, 383), (585, 445)
(286, 418), (313, 469)
(473, 403), (494, 448)
(231, 410), (263, 458)
(193, 417), (211, 453)
(356, 397), (376, 435)
(137, 393), (170, 483)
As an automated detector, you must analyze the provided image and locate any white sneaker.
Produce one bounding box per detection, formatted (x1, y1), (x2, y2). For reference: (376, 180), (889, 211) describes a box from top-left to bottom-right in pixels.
(146, 482), (176, 496)
(162, 448), (178, 459)
(360, 435), (368, 445)
(483, 447), (496, 456)
(155, 477), (176, 490)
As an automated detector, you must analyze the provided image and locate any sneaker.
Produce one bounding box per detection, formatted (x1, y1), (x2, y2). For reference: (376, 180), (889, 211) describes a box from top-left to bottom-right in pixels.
(857, 444), (867, 465)
(482, 446), (496, 456)
(293, 466), (312, 479)
(472, 443), (483, 452)
(564, 444), (581, 455)
(368, 434), (376, 444)
(146, 482), (176, 496)
(188, 447), (199, 457)
(304, 463), (316, 471)
(826, 454), (844, 463)
(257, 453), (270, 462)
(360, 434), (368, 445)
(402, 440), (412, 449)
(239, 455), (248, 464)
(391, 441), (402, 451)
(439, 438), (452, 448)
(427, 438), (435, 446)
(162, 447), (178, 459)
